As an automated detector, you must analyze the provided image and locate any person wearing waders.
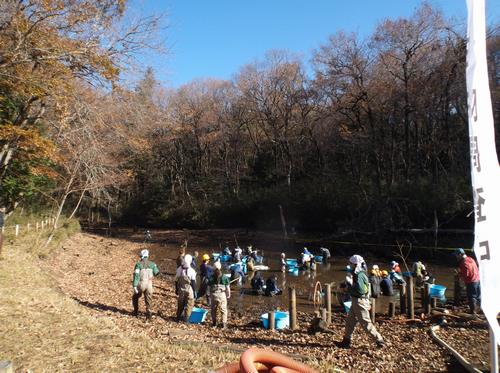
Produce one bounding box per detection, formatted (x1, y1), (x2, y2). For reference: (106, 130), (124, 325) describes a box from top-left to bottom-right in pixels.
(175, 254), (197, 322)
(132, 249), (160, 319)
(208, 261), (230, 328)
(337, 254), (385, 348)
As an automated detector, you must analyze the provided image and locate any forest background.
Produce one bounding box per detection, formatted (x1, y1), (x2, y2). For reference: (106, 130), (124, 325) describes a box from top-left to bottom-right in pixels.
(1, 0), (499, 237)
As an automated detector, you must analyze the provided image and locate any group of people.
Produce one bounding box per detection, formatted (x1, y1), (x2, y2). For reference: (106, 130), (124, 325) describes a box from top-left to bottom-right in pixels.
(339, 248), (481, 349)
(131, 242), (481, 348)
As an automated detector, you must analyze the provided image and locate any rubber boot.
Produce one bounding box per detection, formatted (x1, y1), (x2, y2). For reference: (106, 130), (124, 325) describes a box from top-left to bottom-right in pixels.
(146, 312), (152, 320)
(221, 323), (227, 330)
(337, 337), (351, 349)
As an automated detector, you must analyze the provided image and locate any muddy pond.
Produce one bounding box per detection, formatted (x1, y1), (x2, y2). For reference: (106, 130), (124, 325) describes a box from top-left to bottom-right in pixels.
(126, 228), (460, 317)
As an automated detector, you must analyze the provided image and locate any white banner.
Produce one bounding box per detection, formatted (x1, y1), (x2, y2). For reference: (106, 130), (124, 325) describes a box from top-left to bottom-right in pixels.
(466, 0), (500, 344)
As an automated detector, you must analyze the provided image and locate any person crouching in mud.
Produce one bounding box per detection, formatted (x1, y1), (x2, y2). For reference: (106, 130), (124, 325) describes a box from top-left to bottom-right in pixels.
(337, 254), (385, 348)
(175, 254), (197, 322)
(132, 249), (160, 320)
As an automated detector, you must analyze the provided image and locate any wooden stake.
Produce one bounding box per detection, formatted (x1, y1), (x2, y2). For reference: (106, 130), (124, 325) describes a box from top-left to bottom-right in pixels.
(406, 276), (414, 319)
(268, 311), (275, 331)
(388, 302), (396, 318)
(431, 297), (437, 309)
(289, 287), (297, 330)
(321, 307), (327, 322)
(400, 283), (407, 315)
(324, 283), (332, 325)
(15, 225), (19, 236)
(424, 283), (431, 315)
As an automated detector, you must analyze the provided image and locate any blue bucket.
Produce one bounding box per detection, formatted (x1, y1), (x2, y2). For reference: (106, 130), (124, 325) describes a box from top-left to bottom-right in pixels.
(260, 311), (289, 330)
(429, 284), (446, 300)
(220, 254), (232, 262)
(343, 301), (352, 313)
(286, 259), (297, 266)
(314, 255), (323, 263)
(288, 266), (299, 275)
(189, 307), (208, 324)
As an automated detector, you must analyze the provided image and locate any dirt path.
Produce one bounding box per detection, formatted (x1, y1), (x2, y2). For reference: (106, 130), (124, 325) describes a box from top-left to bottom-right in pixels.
(41, 231), (485, 372)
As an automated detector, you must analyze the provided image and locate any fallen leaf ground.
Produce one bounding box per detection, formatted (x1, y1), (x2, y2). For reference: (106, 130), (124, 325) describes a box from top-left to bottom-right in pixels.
(40, 230), (490, 372)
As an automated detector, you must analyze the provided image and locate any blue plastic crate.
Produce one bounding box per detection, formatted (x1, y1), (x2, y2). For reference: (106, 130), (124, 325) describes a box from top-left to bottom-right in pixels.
(288, 266), (299, 275)
(429, 284), (446, 300)
(286, 259), (298, 266)
(189, 307), (208, 324)
(260, 311), (289, 330)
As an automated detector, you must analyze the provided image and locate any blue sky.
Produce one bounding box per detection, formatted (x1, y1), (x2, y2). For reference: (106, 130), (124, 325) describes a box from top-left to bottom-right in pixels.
(129, 0), (499, 88)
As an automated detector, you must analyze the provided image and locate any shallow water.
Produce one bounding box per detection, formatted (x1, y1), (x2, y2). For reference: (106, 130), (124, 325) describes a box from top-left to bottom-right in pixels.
(220, 254), (457, 315)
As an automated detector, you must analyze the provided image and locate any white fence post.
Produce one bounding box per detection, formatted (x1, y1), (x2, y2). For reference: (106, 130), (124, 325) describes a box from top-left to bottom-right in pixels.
(15, 224), (19, 236)
(27, 223), (30, 231)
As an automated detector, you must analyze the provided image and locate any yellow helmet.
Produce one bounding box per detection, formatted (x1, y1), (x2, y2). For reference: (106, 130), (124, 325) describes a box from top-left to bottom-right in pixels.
(202, 254), (210, 261)
(382, 270), (389, 277)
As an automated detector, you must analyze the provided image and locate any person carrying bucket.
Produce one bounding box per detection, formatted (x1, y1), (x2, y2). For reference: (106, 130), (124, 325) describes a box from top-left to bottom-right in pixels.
(337, 254), (384, 348)
(208, 261), (230, 329)
(175, 254), (197, 322)
(132, 249), (160, 319)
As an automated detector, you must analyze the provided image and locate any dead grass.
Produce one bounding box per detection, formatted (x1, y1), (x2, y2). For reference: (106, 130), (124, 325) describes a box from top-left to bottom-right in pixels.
(0, 229), (238, 372)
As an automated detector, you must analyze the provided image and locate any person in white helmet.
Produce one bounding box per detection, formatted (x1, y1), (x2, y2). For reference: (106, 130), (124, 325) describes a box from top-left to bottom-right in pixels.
(208, 261), (231, 328)
(175, 254), (197, 322)
(132, 249), (160, 319)
(337, 254), (384, 348)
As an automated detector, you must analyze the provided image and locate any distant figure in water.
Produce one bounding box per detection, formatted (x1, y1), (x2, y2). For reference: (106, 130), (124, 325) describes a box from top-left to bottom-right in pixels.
(265, 275), (282, 296)
(280, 252), (286, 272)
(251, 273), (265, 295)
(320, 247), (331, 263)
(144, 230), (152, 243)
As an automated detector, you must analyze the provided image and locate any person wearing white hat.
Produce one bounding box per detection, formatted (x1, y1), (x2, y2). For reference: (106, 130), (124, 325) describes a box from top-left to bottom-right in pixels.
(207, 260), (231, 328)
(132, 249), (160, 319)
(338, 254), (384, 348)
(175, 254), (197, 322)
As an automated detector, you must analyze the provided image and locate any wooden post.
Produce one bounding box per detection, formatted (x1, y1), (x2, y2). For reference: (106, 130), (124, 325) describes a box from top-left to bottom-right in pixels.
(454, 275), (462, 306)
(406, 276), (414, 319)
(41, 220), (44, 229)
(420, 287), (425, 308)
(424, 283), (431, 315)
(324, 283), (332, 325)
(15, 225), (19, 236)
(35, 222), (39, 231)
(431, 297), (437, 309)
(321, 307), (327, 322)
(388, 302), (395, 318)
(289, 287), (297, 330)
(268, 311), (275, 331)
(370, 298), (376, 323)
(400, 283), (407, 315)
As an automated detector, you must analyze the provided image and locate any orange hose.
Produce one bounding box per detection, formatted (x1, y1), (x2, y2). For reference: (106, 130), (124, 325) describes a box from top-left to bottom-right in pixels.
(239, 348), (319, 373)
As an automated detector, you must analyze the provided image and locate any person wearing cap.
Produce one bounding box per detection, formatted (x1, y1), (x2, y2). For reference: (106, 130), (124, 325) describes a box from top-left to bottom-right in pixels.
(234, 246), (243, 262)
(197, 253), (212, 303)
(380, 270), (394, 296)
(132, 249), (160, 319)
(454, 248), (480, 314)
(369, 265), (382, 298)
(338, 254), (384, 348)
(175, 254), (197, 322)
(390, 261), (401, 273)
(208, 261), (230, 328)
(320, 247), (331, 264)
